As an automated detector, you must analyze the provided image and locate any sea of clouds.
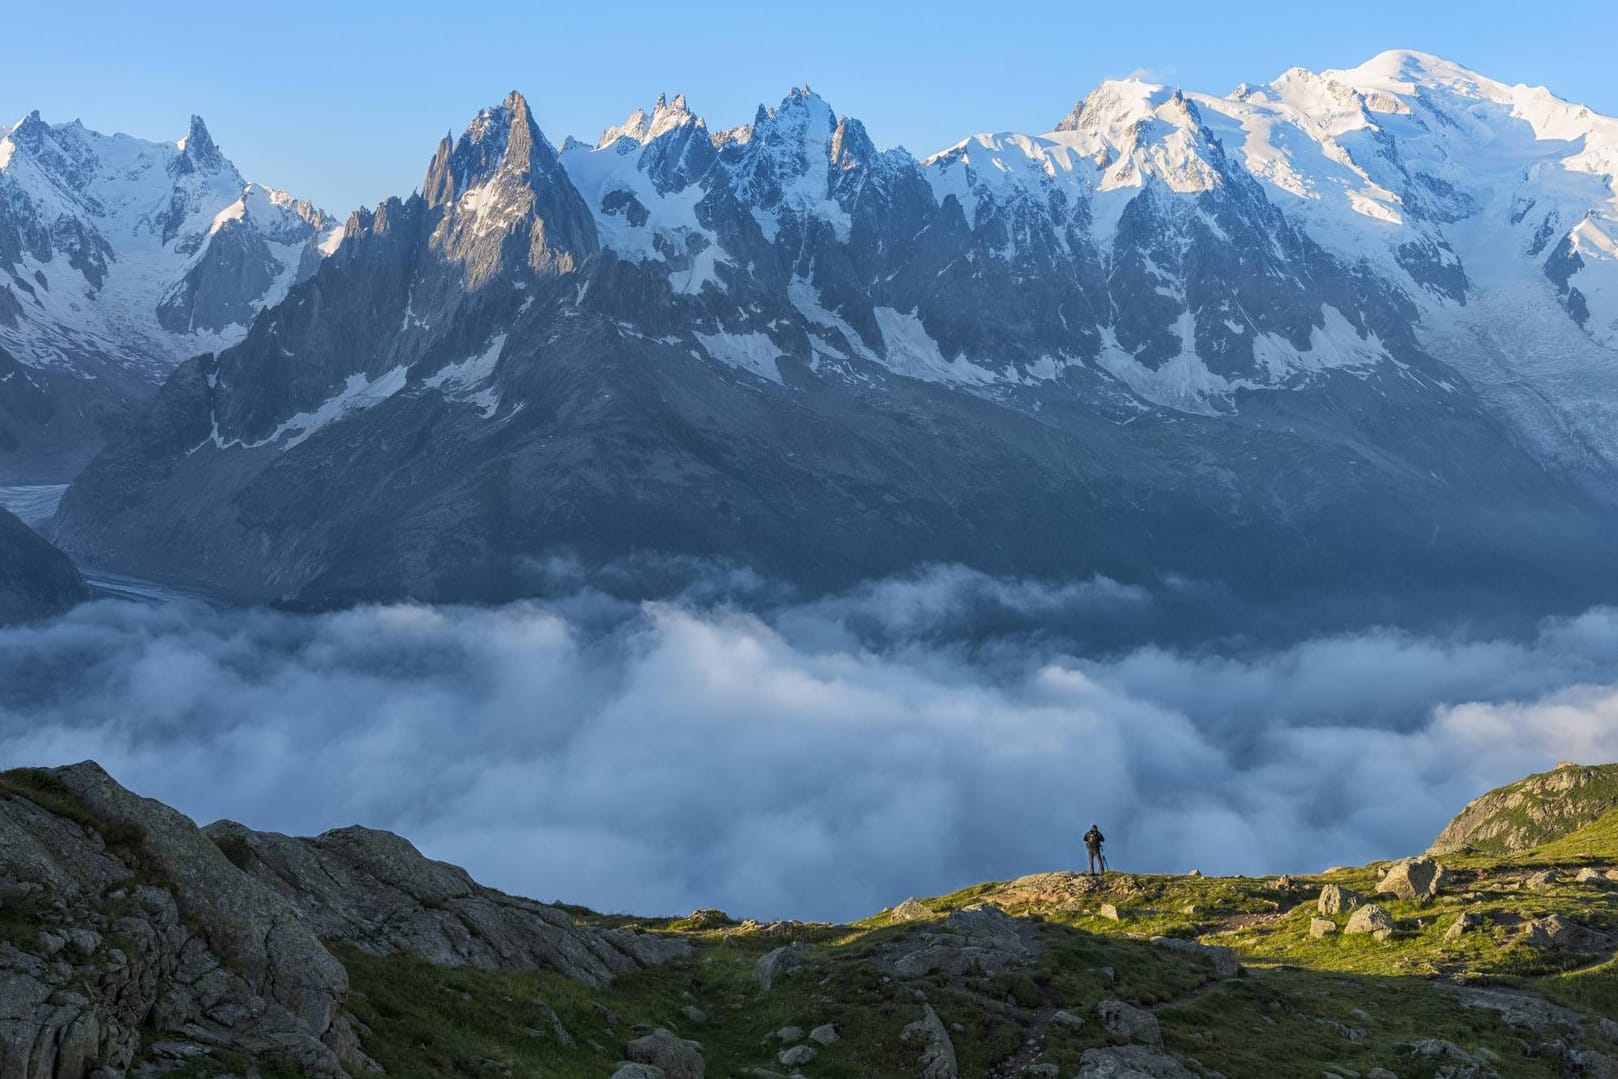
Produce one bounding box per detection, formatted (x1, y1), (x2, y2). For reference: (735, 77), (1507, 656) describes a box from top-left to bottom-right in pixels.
(4, 564), (1618, 923)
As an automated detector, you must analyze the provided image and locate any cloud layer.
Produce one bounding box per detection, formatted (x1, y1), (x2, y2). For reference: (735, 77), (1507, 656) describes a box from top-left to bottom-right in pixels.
(4, 568), (1618, 923)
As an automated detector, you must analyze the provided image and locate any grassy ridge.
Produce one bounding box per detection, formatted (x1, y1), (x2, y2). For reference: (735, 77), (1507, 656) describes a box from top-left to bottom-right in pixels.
(341, 811), (1618, 1077)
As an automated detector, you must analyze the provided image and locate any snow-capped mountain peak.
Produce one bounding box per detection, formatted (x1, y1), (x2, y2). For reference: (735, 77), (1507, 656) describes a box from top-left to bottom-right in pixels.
(597, 93), (701, 149)
(0, 110), (340, 477)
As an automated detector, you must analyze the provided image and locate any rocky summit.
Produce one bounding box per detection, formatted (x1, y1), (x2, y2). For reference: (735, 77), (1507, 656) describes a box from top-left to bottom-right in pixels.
(4, 761), (1618, 1077)
(25, 53), (1618, 634)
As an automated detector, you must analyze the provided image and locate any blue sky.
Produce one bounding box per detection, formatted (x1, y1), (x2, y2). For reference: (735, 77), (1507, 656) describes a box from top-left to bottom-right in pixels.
(5, 0), (1615, 214)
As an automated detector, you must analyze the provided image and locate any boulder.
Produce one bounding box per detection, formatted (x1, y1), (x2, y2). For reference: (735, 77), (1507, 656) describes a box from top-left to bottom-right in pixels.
(1098, 903), (1122, 921)
(808, 1024), (838, 1045)
(774, 1026), (804, 1043)
(1076, 1045), (1196, 1077)
(1051, 1009), (1084, 1029)
(1376, 856), (1446, 901)
(1569, 1050), (1618, 1078)
(1344, 904), (1395, 940)
(1316, 884), (1362, 915)
(753, 945), (804, 990)
(1023, 1065), (1060, 1078)
(902, 1004), (958, 1079)
(1517, 913), (1612, 953)
(1524, 870), (1559, 892)
(625, 1028), (704, 1079)
(1309, 917), (1338, 938)
(1404, 1038), (1501, 1078)
(778, 1044), (816, 1067)
(1575, 867), (1605, 884)
(1445, 912), (1481, 940)
(1097, 1000), (1162, 1046)
(1148, 936), (1241, 978)
(890, 897), (933, 922)
(612, 1066), (668, 1079)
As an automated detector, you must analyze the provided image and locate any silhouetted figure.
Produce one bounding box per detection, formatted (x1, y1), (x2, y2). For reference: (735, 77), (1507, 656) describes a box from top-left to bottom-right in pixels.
(1084, 824), (1106, 875)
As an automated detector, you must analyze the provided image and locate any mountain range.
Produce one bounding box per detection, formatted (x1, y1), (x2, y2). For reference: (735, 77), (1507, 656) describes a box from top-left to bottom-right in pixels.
(7, 51), (1618, 629)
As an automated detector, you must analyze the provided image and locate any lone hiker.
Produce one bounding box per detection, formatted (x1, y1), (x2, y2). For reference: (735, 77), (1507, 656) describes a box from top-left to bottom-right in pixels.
(1084, 823), (1106, 875)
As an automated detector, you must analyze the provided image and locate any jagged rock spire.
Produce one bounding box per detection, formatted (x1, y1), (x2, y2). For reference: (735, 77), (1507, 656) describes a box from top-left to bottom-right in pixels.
(181, 115), (224, 170)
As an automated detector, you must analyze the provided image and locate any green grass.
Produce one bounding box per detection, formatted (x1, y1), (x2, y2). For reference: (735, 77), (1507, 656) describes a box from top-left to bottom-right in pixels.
(0, 767), (147, 849)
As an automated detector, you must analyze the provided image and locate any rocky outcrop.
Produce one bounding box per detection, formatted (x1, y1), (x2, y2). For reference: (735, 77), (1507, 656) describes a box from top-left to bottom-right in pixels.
(204, 820), (688, 986)
(753, 944), (804, 990)
(0, 761), (689, 1078)
(0, 762), (361, 1078)
(882, 904), (1036, 977)
(1147, 936), (1241, 978)
(1430, 763), (1618, 854)
(1076, 1045), (1196, 1078)
(902, 1004), (958, 1079)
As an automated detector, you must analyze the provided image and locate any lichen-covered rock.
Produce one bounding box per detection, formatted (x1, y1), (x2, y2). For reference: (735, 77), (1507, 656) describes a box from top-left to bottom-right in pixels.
(1345, 904), (1396, 939)
(1310, 917), (1338, 938)
(1097, 999), (1162, 1046)
(753, 944), (804, 990)
(778, 1043), (815, 1067)
(612, 1064), (668, 1079)
(625, 1027), (704, 1079)
(884, 904), (1035, 977)
(902, 1003), (958, 1079)
(1317, 883), (1362, 915)
(1377, 856), (1446, 901)
(1076, 1044), (1195, 1077)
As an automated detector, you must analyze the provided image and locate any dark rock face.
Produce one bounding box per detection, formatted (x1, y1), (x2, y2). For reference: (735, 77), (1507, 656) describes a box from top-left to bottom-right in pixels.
(0, 762), (687, 1078)
(0, 504), (85, 624)
(45, 77), (1618, 632)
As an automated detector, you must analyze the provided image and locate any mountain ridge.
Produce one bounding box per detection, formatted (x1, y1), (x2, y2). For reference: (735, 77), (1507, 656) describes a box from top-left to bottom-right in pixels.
(32, 52), (1618, 627)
